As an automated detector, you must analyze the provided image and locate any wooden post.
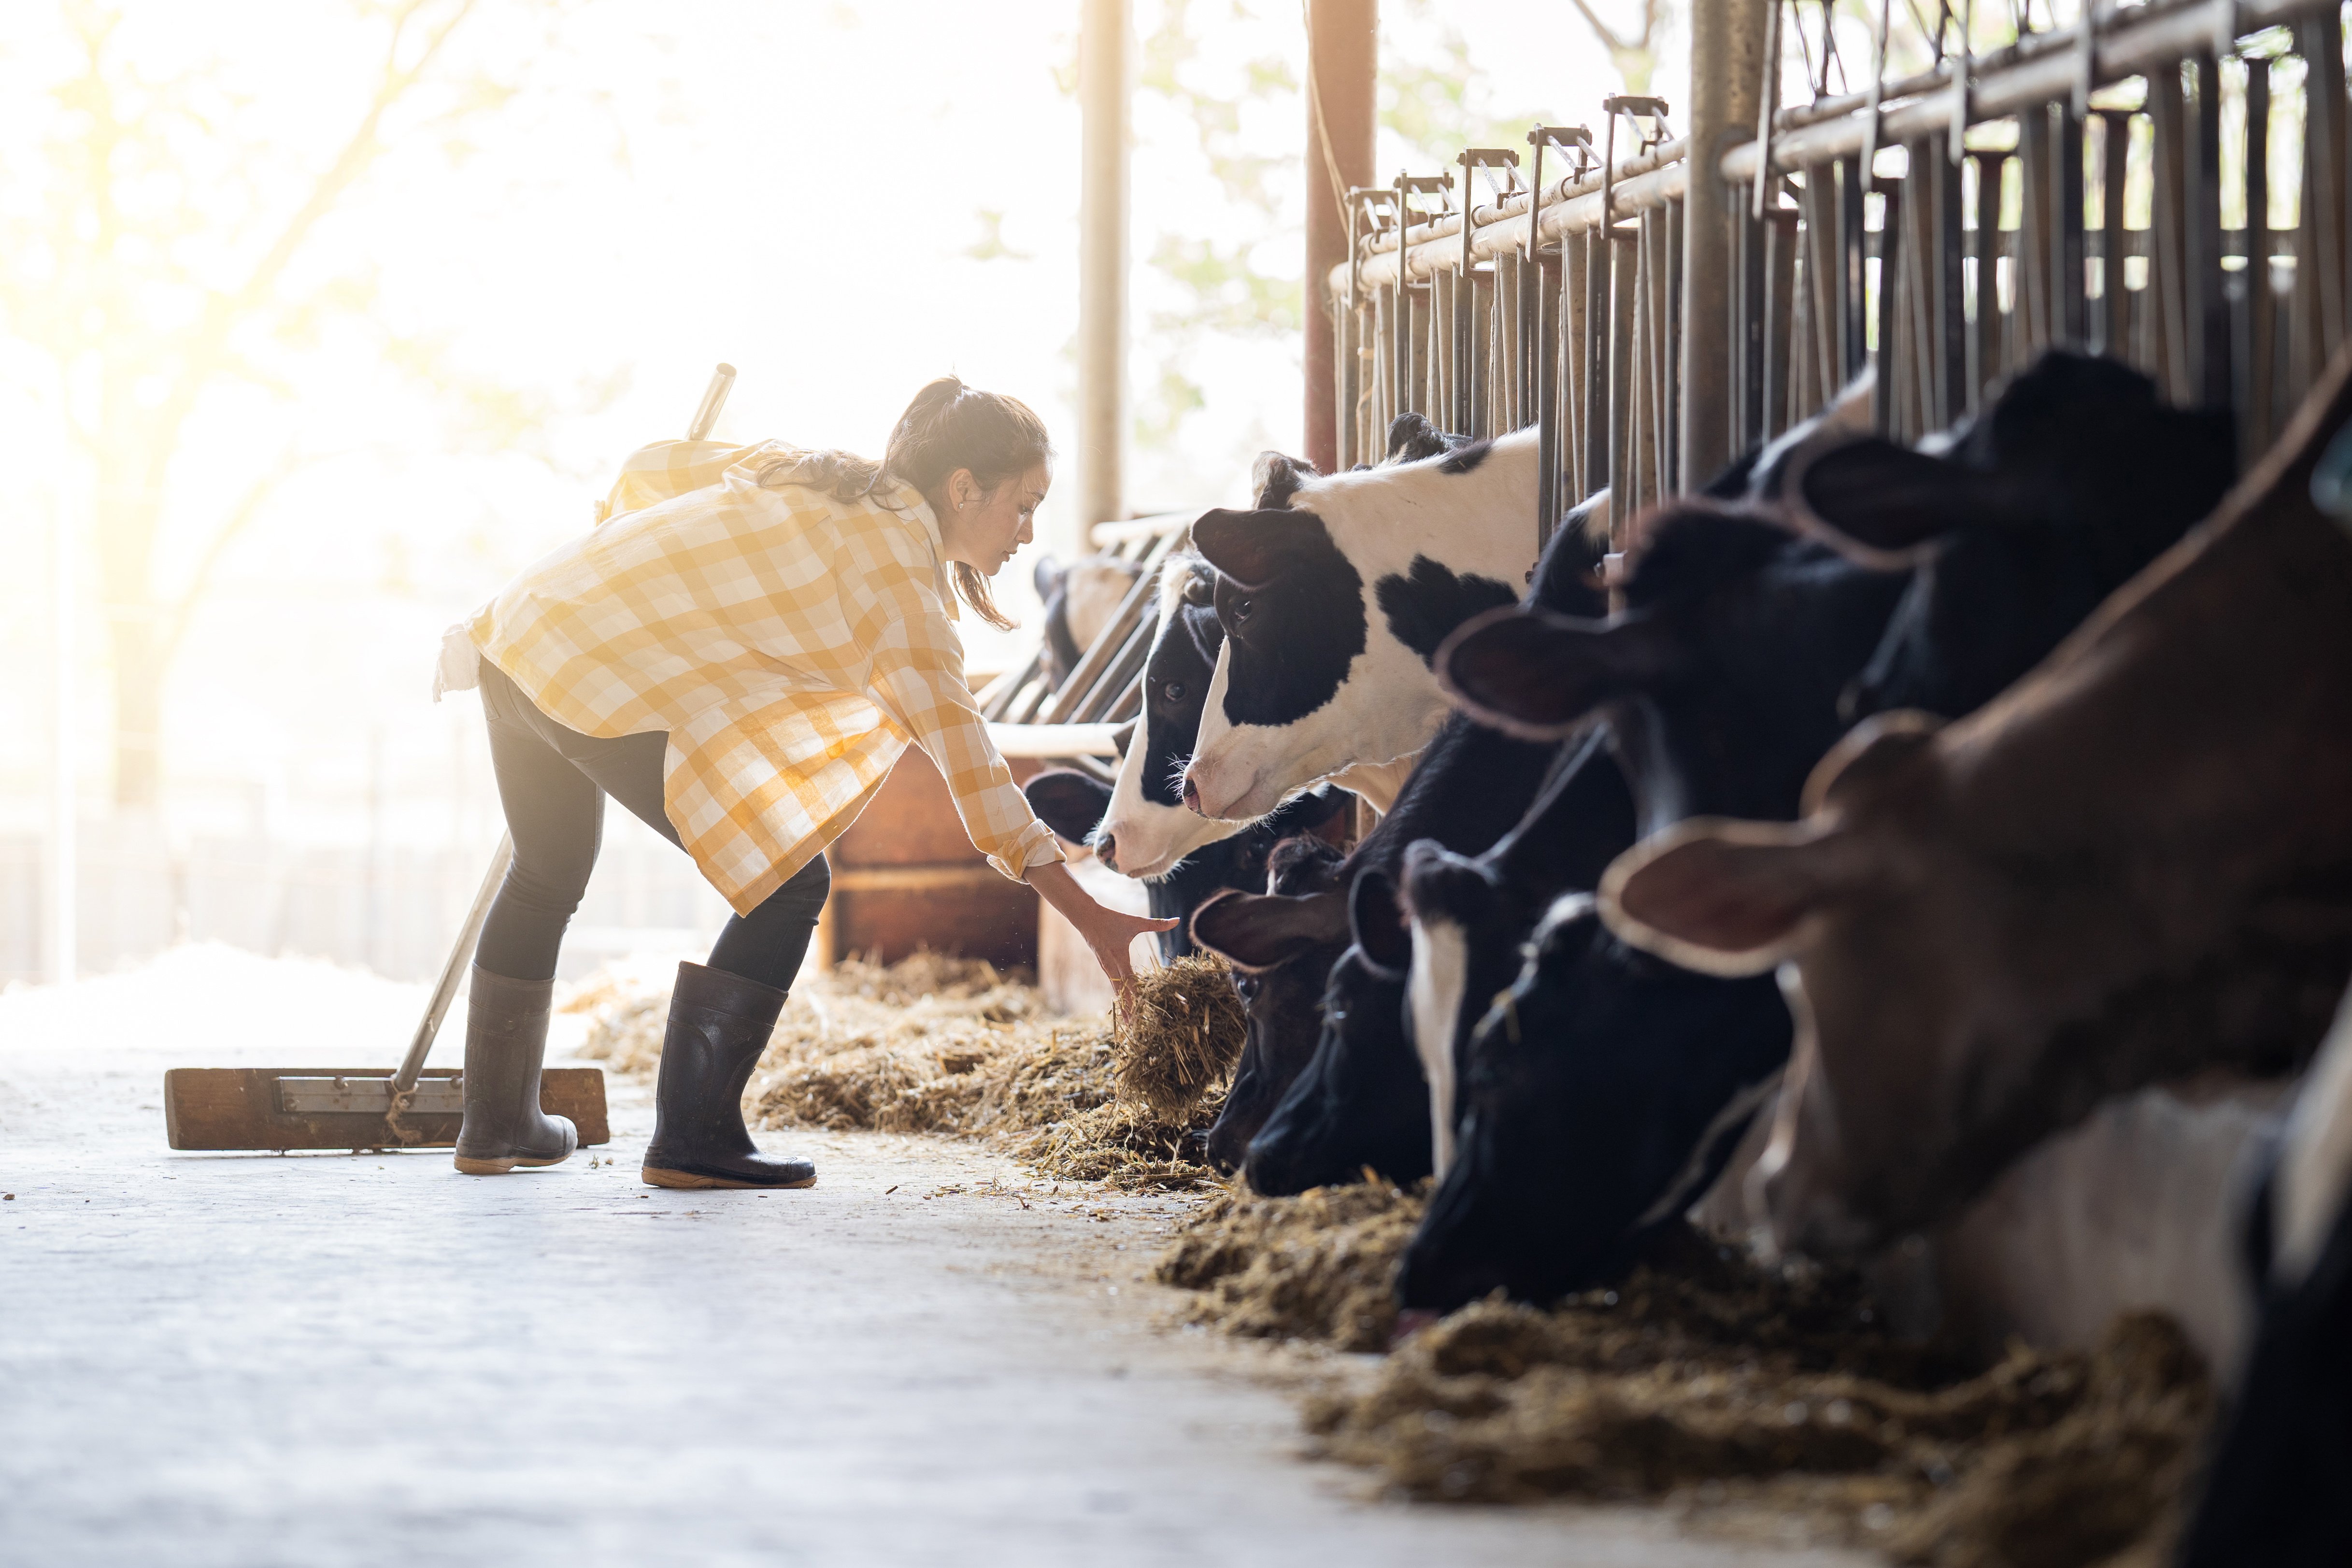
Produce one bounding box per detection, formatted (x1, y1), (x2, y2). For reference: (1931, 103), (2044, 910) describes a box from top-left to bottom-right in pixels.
(1306, 0), (1377, 475)
(1681, 0), (1768, 489)
(1079, 0), (1130, 544)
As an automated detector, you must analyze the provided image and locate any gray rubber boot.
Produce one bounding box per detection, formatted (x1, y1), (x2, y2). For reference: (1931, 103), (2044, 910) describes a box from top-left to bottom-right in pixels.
(641, 962), (816, 1190)
(453, 966), (578, 1175)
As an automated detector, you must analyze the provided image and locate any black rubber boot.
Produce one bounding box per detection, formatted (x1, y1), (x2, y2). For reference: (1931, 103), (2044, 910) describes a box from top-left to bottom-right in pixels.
(453, 966), (578, 1174)
(641, 961), (816, 1190)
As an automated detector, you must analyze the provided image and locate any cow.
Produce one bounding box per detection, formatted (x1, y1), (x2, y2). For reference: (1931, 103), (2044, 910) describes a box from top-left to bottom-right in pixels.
(1179, 427), (1548, 824)
(1034, 553), (1145, 689)
(1187, 504), (1619, 1184)
(1402, 352), (2240, 1311)
(1023, 768), (1346, 963)
(1597, 346), (2352, 1265)
(2179, 986), (2352, 1567)
(1096, 440), (1453, 886)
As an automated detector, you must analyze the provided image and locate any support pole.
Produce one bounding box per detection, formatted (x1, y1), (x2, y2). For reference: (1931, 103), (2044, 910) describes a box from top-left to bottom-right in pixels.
(1306, 0), (1378, 475)
(1079, 0), (1130, 542)
(1682, 0), (1769, 489)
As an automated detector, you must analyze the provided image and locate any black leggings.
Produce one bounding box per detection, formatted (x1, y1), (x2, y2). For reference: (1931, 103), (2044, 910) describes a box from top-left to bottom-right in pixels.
(474, 661), (830, 991)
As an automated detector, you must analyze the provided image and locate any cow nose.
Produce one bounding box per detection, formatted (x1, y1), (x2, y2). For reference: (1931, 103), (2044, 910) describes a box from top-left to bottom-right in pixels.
(1182, 776), (1204, 815)
(1098, 835), (1121, 873)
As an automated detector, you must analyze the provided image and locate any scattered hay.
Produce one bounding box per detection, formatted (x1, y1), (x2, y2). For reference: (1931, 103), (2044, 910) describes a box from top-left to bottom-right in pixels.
(1150, 1195), (2213, 1565)
(564, 951), (1233, 1190)
(1112, 953), (1248, 1115)
(1152, 1179), (1428, 1351)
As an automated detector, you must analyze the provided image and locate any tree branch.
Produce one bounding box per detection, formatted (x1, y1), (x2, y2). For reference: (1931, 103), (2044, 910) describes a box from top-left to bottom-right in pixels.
(157, 451), (312, 666)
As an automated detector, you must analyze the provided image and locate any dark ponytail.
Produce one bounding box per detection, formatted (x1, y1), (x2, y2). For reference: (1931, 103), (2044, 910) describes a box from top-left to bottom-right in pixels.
(757, 375), (1052, 631)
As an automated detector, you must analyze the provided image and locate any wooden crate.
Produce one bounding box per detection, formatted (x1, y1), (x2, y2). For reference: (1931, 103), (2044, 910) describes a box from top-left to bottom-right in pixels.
(815, 746), (1041, 971)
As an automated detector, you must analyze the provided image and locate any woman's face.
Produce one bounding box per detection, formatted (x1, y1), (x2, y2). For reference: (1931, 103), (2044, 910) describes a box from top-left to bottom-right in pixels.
(940, 462), (1050, 575)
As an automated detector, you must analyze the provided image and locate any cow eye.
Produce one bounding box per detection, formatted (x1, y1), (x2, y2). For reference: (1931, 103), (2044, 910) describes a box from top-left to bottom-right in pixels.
(1233, 597), (1253, 621)
(1162, 680), (1185, 703)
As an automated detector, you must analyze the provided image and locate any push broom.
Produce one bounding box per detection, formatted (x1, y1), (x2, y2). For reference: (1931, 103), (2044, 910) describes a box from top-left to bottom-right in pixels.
(162, 364), (739, 1154)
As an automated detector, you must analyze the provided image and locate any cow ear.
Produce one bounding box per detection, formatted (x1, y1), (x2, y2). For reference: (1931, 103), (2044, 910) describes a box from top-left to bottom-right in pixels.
(1349, 868), (1411, 978)
(1598, 818), (1876, 977)
(1191, 508), (1327, 591)
(1252, 451), (1319, 510)
(1385, 412), (1449, 463)
(1032, 554), (1065, 601)
(1789, 438), (2007, 568)
(1437, 604), (1682, 741)
(1190, 887), (1351, 973)
(1022, 769), (1113, 845)
(1801, 709), (1943, 816)
(1108, 719), (1138, 758)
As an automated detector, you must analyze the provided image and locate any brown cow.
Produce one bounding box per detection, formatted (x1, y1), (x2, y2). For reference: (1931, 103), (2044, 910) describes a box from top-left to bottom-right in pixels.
(1598, 346), (2352, 1259)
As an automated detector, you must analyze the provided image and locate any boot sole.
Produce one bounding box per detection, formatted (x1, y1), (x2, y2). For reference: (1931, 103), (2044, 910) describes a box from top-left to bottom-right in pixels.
(453, 1151), (571, 1175)
(641, 1165), (817, 1190)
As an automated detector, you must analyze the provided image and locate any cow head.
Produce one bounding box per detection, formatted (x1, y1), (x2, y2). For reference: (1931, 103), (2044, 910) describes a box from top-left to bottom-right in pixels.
(1096, 556), (1241, 878)
(1181, 428), (1540, 822)
(1096, 453), (1320, 877)
(1190, 837), (1351, 1171)
(1398, 895), (1790, 1309)
(1241, 945), (1429, 1195)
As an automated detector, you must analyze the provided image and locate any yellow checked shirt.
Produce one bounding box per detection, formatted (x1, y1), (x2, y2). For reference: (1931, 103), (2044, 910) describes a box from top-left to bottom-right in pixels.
(468, 439), (1063, 915)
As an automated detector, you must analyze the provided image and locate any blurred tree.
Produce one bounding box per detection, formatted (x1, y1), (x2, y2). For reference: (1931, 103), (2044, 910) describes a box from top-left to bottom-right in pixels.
(0, 0), (558, 808)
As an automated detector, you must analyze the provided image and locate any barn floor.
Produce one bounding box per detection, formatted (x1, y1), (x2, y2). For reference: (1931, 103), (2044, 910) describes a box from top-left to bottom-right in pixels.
(0, 948), (1867, 1568)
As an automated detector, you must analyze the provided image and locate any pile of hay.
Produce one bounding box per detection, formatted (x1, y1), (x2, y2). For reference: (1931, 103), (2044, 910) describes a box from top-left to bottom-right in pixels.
(1112, 954), (1247, 1114)
(565, 951), (1240, 1190)
(1155, 1192), (2212, 1564)
(1153, 1178), (1429, 1351)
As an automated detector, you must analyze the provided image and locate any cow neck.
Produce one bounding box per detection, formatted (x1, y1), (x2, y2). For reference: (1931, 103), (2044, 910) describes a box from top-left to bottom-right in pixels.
(1328, 751), (1424, 818)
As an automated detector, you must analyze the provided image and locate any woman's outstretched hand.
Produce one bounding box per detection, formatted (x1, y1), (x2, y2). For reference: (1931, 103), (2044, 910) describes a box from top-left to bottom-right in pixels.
(1025, 861), (1180, 1010)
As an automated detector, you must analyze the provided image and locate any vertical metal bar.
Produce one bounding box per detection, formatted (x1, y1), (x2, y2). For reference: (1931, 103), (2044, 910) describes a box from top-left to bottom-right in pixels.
(2096, 110), (2132, 359)
(2054, 100), (2088, 345)
(1765, 208), (1799, 438)
(1564, 233), (1588, 499)
(1876, 177), (1904, 434)
(2190, 52), (2230, 407)
(1608, 229), (1638, 513)
(1839, 155), (1868, 380)
(2244, 56), (2275, 456)
(1805, 167), (1842, 399)
(1790, 200), (1819, 420)
(2019, 105), (2054, 355)
(1933, 139), (1966, 428)
(2150, 63), (2192, 402)
(1586, 227), (1612, 495)
(1665, 195), (1684, 489)
(2303, 11), (2350, 362)
(1968, 151), (2004, 409)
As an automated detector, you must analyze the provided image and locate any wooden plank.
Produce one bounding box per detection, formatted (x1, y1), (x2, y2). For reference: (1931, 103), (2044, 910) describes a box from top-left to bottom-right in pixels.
(162, 1067), (610, 1152)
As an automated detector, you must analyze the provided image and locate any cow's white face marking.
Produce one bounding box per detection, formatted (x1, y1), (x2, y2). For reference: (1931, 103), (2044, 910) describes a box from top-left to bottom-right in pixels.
(1408, 915), (1470, 1180)
(2275, 984), (2352, 1288)
(1098, 721), (1238, 879)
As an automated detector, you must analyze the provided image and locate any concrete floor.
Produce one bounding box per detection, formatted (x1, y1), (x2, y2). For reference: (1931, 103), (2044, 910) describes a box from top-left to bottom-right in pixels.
(0, 947), (1867, 1568)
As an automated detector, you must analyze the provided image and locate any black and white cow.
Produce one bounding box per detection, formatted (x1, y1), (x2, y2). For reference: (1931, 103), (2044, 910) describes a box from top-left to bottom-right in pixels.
(2180, 986), (2352, 1567)
(1180, 428), (1547, 824)
(1188, 506), (1618, 1186)
(1400, 352), (2239, 1312)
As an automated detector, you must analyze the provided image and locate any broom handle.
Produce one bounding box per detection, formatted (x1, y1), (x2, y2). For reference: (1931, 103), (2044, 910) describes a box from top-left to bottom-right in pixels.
(392, 363), (738, 1091)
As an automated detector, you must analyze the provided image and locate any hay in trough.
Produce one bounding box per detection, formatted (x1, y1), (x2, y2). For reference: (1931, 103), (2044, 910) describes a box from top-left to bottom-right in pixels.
(565, 951), (1239, 1189)
(1152, 1179), (1428, 1351)
(1112, 953), (1248, 1115)
(1152, 1194), (2210, 1562)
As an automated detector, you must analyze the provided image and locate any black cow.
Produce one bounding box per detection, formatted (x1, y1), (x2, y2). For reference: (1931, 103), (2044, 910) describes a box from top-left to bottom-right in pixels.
(1190, 505), (1616, 1187)
(2180, 995), (2352, 1568)
(1403, 351), (2238, 1312)
(1024, 769), (1345, 964)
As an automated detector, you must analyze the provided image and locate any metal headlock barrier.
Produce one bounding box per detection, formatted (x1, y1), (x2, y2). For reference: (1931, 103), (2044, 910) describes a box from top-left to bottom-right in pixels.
(995, 0), (2352, 766)
(1328, 0), (2352, 556)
